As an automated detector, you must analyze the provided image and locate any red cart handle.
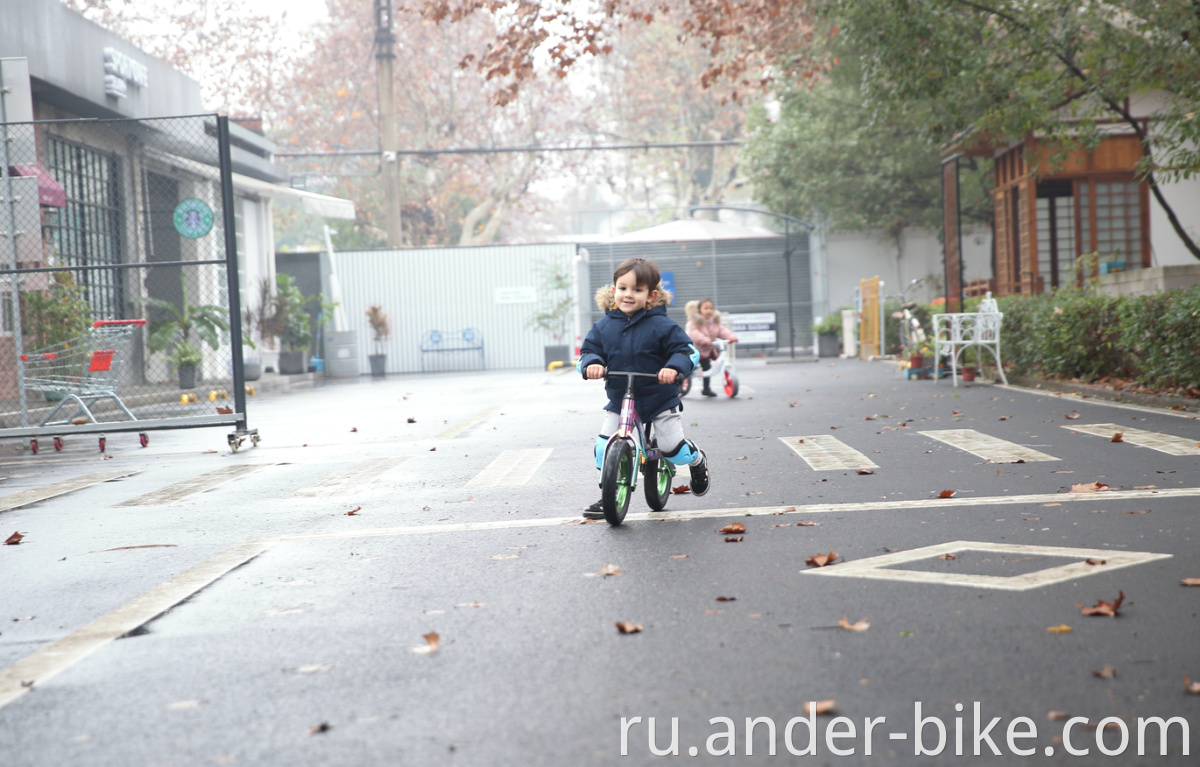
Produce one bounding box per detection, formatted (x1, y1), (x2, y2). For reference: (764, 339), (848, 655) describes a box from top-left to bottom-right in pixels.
(92, 319), (147, 327)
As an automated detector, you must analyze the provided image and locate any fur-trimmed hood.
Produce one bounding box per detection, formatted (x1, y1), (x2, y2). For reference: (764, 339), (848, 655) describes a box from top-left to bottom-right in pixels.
(684, 299), (723, 326)
(594, 284), (673, 312)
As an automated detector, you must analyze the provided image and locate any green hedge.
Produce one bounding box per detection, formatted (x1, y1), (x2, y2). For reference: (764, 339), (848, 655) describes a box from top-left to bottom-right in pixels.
(996, 286), (1200, 391)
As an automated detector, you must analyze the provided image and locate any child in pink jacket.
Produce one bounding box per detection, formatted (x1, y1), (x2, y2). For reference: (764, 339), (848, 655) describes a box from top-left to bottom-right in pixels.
(684, 298), (739, 396)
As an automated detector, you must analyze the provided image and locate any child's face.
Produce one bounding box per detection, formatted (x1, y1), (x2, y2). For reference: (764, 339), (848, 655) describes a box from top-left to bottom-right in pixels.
(700, 301), (715, 319)
(613, 271), (657, 316)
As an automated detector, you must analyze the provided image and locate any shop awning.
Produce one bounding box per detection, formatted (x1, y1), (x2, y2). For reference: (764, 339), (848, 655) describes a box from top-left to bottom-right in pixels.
(8, 164), (66, 208)
(231, 173), (356, 220)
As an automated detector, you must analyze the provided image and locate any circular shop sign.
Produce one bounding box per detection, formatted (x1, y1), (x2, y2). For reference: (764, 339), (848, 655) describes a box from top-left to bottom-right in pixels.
(173, 198), (215, 239)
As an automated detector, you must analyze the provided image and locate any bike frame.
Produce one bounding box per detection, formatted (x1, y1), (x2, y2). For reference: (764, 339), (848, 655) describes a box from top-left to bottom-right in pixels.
(685, 338), (734, 383)
(602, 371), (669, 490)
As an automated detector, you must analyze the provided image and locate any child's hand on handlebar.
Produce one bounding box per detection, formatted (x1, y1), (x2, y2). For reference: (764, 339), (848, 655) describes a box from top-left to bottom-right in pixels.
(658, 368), (677, 384)
(586, 364), (605, 380)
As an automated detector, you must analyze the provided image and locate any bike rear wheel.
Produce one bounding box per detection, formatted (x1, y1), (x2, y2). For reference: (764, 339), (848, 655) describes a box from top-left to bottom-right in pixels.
(642, 445), (674, 511)
(601, 439), (635, 525)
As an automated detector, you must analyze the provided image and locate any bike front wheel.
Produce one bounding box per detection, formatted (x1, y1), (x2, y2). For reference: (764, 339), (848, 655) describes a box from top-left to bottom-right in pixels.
(724, 368), (740, 397)
(601, 439), (635, 525)
(679, 374), (692, 397)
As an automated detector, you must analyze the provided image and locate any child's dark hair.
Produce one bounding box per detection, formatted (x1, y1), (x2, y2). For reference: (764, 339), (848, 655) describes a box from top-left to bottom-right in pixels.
(613, 257), (661, 290)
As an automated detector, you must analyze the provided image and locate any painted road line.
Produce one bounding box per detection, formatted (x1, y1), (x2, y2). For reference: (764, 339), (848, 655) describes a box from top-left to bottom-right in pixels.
(114, 465), (270, 507)
(805, 540), (1171, 591)
(998, 383), (1199, 420)
(0, 537), (274, 710)
(1063, 423), (1200, 456)
(0, 470), (140, 512)
(466, 448), (553, 488)
(779, 435), (878, 471)
(289, 456), (413, 498)
(4, 485), (1197, 713)
(920, 429), (1058, 463)
(437, 405), (503, 439)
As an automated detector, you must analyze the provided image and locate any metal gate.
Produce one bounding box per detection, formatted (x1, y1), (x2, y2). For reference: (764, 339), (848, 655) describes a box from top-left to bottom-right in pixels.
(0, 113), (253, 453)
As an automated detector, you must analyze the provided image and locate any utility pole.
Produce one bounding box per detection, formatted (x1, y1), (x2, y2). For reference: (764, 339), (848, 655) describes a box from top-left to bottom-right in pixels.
(374, 0), (401, 247)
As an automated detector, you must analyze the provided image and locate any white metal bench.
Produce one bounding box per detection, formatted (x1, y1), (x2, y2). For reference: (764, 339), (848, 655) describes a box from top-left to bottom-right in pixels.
(932, 292), (1008, 386)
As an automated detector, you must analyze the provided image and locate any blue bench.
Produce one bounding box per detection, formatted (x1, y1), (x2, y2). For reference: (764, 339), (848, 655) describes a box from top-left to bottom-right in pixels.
(420, 328), (485, 372)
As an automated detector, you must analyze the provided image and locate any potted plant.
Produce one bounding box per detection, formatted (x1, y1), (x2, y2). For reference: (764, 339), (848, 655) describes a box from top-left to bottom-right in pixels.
(812, 312), (842, 358)
(526, 260), (574, 369)
(145, 274), (229, 389)
(365, 305), (390, 377)
(272, 274), (313, 375)
(239, 277), (276, 381)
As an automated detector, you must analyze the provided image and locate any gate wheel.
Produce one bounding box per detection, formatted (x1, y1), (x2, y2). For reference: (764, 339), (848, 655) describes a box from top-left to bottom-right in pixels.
(53, 437), (63, 452)
(139, 433), (149, 448)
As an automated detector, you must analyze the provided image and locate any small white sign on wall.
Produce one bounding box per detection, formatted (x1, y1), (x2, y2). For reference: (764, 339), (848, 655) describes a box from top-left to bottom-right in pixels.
(495, 286), (537, 304)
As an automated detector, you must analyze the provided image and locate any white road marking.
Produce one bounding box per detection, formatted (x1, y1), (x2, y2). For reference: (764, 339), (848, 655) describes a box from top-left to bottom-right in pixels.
(1062, 423), (1200, 456)
(779, 435), (878, 471)
(804, 540), (1170, 591)
(3, 485), (1197, 712)
(289, 456), (413, 498)
(0, 537), (273, 709)
(920, 429), (1058, 463)
(998, 383), (1199, 420)
(466, 449), (553, 488)
(437, 405), (503, 439)
(114, 465), (270, 507)
(0, 470), (140, 512)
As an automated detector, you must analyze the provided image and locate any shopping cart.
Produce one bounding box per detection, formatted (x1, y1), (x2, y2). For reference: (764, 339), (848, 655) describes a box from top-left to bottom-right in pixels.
(20, 319), (148, 453)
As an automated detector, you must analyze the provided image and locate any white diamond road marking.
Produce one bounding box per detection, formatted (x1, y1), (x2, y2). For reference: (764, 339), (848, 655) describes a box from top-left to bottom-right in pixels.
(466, 448), (553, 488)
(919, 429), (1059, 463)
(289, 456), (413, 498)
(1062, 423), (1200, 456)
(0, 470), (139, 512)
(114, 465), (270, 507)
(804, 540), (1170, 591)
(779, 435), (878, 471)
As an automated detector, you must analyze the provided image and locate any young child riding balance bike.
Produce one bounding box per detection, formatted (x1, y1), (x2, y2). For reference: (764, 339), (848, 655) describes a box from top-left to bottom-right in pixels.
(578, 258), (711, 519)
(684, 298), (739, 397)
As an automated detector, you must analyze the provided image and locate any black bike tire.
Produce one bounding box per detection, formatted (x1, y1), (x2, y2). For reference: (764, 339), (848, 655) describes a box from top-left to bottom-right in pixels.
(601, 440), (634, 525)
(643, 449), (672, 511)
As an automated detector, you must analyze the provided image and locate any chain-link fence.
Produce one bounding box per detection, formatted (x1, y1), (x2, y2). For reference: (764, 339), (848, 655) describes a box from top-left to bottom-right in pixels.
(582, 234), (813, 353)
(0, 114), (252, 454)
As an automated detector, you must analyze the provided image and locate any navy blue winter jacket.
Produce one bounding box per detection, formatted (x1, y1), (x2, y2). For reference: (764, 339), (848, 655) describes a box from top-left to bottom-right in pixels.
(578, 288), (698, 422)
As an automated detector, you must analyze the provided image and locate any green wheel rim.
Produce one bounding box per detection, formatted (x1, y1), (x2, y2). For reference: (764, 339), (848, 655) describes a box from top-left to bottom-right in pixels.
(616, 449), (631, 509)
(656, 461), (672, 496)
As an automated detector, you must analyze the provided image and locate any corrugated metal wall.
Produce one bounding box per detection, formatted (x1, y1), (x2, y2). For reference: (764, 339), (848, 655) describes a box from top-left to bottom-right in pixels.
(331, 244), (577, 374)
(582, 234), (812, 350)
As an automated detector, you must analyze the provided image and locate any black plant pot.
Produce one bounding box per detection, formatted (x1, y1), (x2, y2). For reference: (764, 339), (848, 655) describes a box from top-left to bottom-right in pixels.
(368, 354), (387, 377)
(817, 335), (840, 358)
(543, 344), (570, 369)
(178, 364), (197, 390)
(243, 358), (263, 382)
(279, 351), (308, 375)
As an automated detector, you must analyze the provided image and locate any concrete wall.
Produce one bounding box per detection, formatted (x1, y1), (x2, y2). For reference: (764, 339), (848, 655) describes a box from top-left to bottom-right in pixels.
(1148, 177), (1200, 268)
(1096, 263), (1200, 297)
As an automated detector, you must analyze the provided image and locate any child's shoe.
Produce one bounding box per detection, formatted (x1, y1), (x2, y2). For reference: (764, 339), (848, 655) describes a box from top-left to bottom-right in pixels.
(701, 378), (717, 397)
(583, 500), (605, 519)
(689, 449), (710, 496)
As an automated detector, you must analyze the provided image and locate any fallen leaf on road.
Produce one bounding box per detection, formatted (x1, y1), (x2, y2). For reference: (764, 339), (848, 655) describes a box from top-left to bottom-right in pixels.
(998, 416), (1009, 421)
(487, 554), (519, 560)
(952, 410), (961, 416)
(264, 608), (304, 617)
(615, 621), (642, 635)
(308, 722), (332, 735)
(1077, 591), (1124, 617)
(102, 544), (178, 551)
(771, 523), (791, 528)
(669, 554), (690, 559)
(724, 536), (744, 543)
(411, 632), (440, 654)
(1023, 517), (1041, 521)
(1042, 503), (1061, 507)
(1186, 676), (1200, 694)
(297, 664), (335, 674)
(705, 609), (725, 615)
(1123, 510), (1149, 515)
(585, 563), (624, 577)
(456, 601), (486, 608)
(719, 523), (745, 535)
(216, 406), (233, 415)
(1070, 482), (1110, 493)
(746, 491), (762, 495)
(168, 700), (200, 711)
(71, 416), (88, 425)
(1048, 710), (1071, 721)
(803, 700), (836, 715)
(1110, 432), (1123, 443)
(715, 596), (737, 602)
(4, 531), (24, 545)
(1047, 624), (1073, 634)
(838, 616), (870, 632)
(345, 507), (361, 516)
(937, 490), (956, 498)
(796, 520), (819, 526)
(1065, 410), (1081, 419)
(350, 427), (357, 432)
(671, 484), (691, 494)
(407, 417), (416, 423)
(806, 551), (839, 567)
(855, 469), (875, 475)
(1052, 470), (1075, 474)
(939, 553), (957, 560)
(863, 415), (876, 421)
(1085, 558), (1107, 566)
(1093, 664), (1117, 679)
(1133, 485), (1157, 489)
(1182, 578), (1200, 587)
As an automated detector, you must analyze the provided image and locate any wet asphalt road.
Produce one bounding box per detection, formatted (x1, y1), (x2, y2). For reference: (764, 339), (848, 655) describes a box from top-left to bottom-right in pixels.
(0, 358), (1198, 765)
